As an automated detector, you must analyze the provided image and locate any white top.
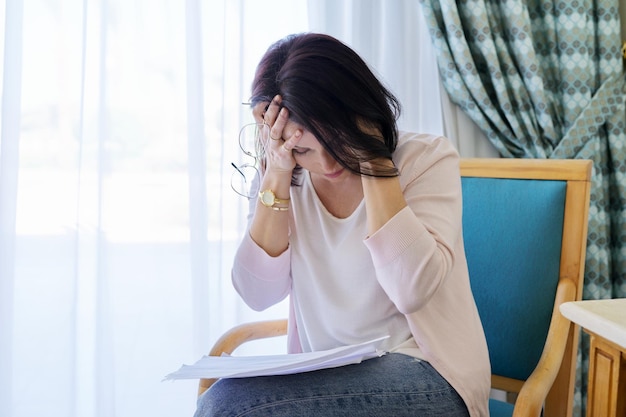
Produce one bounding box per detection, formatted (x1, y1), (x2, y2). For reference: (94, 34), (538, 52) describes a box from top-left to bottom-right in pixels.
(560, 299), (626, 349)
(289, 170), (419, 356)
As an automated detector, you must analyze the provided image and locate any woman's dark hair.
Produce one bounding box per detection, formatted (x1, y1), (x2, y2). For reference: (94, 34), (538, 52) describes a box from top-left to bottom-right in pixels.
(250, 33), (401, 178)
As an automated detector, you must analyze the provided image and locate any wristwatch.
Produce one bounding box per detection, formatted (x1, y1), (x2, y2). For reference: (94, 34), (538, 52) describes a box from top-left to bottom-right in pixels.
(258, 189), (290, 211)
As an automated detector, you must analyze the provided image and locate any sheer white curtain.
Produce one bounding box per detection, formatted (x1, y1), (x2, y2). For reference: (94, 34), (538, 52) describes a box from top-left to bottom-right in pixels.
(0, 1), (306, 416)
(307, 0), (498, 157)
(0, 1), (496, 416)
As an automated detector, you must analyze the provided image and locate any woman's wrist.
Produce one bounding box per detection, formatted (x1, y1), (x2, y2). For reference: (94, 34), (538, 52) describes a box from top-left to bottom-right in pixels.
(360, 158), (397, 178)
(257, 169), (292, 210)
(258, 189), (290, 211)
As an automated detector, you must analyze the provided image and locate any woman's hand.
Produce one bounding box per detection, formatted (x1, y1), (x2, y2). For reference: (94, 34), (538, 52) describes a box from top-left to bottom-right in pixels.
(253, 95), (302, 175)
(249, 95), (298, 257)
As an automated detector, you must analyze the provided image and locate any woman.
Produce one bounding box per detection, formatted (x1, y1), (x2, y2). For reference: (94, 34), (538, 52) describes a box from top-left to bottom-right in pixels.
(196, 33), (490, 416)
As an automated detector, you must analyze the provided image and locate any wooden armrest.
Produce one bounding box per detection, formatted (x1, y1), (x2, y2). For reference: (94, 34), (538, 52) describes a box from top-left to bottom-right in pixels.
(198, 319), (288, 396)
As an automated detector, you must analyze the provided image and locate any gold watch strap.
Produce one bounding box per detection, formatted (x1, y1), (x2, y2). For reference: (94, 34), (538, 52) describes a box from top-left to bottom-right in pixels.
(272, 196), (289, 205)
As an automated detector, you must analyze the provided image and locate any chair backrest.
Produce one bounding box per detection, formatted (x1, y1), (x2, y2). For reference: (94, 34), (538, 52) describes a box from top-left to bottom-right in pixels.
(460, 158), (592, 417)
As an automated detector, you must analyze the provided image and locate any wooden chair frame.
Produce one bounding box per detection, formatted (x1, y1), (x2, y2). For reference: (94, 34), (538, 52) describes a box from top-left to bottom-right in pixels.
(199, 158), (592, 417)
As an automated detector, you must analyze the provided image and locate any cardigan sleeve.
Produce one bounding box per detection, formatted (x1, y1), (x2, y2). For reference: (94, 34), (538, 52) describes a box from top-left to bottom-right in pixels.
(363, 134), (464, 315)
(231, 231), (292, 311)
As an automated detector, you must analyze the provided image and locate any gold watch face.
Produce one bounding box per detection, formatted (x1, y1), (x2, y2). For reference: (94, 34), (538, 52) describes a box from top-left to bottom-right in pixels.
(260, 190), (275, 206)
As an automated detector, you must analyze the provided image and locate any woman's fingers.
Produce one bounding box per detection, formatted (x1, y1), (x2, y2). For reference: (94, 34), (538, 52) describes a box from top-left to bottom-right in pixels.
(250, 95), (302, 173)
(263, 95), (282, 124)
(252, 95), (281, 124)
(282, 128), (302, 152)
(270, 107), (288, 141)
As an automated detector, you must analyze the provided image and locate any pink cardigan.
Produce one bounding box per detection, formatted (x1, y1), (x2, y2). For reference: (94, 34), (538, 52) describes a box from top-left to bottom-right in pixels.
(232, 132), (491, 416)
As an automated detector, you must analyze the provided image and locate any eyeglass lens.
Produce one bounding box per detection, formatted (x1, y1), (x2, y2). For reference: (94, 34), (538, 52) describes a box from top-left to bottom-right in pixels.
(239, 123), (268, 157)
(231, 164), (259, 199)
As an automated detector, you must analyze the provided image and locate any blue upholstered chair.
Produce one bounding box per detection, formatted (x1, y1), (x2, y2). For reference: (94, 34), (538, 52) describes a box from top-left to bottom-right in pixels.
(199, 158), (592, 417)
(461, 158), (591, 416)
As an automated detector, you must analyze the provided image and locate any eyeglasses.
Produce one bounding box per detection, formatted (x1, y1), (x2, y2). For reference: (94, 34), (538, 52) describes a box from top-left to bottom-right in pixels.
(230, 122), (269, 199)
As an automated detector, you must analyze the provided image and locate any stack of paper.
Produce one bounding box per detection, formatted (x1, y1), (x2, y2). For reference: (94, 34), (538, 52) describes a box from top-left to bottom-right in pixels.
(164, 335), (389, 380)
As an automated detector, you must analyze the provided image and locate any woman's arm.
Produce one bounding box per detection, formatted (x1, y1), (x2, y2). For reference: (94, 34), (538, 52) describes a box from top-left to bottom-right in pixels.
(363, 135), (463, 314)
(232, 232), (292, 311)
(231, 96), (301, 310)
(361, 159), (407, 236)
(247, 96), (303, 257)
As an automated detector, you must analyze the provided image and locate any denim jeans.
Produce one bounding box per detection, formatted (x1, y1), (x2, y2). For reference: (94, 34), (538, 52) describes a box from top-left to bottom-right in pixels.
(194, 353), (470, 417)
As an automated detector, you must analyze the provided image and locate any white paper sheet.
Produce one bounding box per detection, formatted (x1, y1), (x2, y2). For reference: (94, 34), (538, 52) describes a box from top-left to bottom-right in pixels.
(164, 335), (389, 381)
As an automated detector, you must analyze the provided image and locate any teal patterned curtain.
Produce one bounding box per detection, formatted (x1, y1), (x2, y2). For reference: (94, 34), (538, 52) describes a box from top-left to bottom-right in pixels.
(418, 0), (626, 415)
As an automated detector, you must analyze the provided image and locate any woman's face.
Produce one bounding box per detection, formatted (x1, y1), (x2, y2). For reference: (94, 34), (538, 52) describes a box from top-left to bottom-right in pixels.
(281, 120), (350, 182)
